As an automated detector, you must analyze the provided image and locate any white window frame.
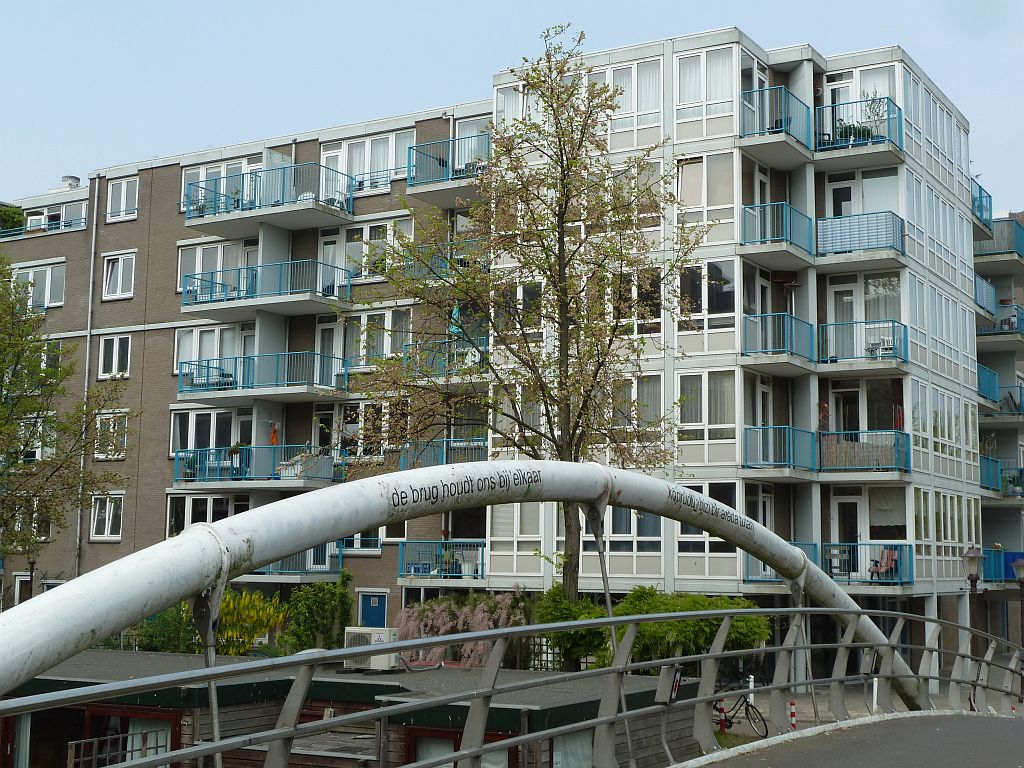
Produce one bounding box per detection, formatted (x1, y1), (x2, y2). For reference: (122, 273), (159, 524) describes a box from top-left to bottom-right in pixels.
(676, 481), (738, 565)
(166, 494), (249, 538)
(334, 218), (411, 279)
(677, 152), (736, 243)
(22, 201), (87, 232)
(169, 407), (249, 457)
(94, 411), (129, 460)
(106, 177), (139, 222)
(317, 307), (413, 367)
(589, 58), (663, 146)
(180, 157), (261, 211)
(677, 368), (737, 444)
(173, 322), (253, 373)
(674, 46), (737, 139)
(90, 494), (124, 541)
(98, 334), (131, 379)
(176, 240), (247, 293)
(101, 251), (135, 300)
(13, 262), (65, 308)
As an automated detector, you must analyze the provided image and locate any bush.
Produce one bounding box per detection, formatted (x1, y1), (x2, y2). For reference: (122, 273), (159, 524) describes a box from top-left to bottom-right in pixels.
(280, 571), (353, 653)
(0, 205), (24, 231)
(535, 583), (607, 668)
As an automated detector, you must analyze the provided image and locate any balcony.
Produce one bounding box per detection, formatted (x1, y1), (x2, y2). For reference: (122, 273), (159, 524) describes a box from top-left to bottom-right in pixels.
(178, 352), (347, 404)
(983, 384), (1024, 426)
(817, 319), (908, 375)
(399, 438), (488, 470)
(184, 162), (353, 238)
(173, 445), (344, 490)
(982, 548), (1024, 582)
(974, 219), (1024, 279)
(181, 260), (351, 320)
(244, 542), (344, 580)
(406, 134), (490, 208)
(742, 426), (816, 472)
(977, 303), (1024, 352)
(398, 540), (486, 581)
(1000, 466), (1024, 498)
(971, 178), (994, 235)
(816, 211), (906, 270)
(0, 217), (87, 241)
(973, 274), (996, 316)
(980, 455), (1002, 493)
(976, 363), (999, 403)
(818, 430), (911, 473)
(743, 542), (817, 583)
(403, 336), (489, 377)
(814, 97), (904, 170)
(741, 313), (815, 375)
(821, 542), (914, 585)
(738, 203), (814, 269)
(737, 86), (813, 168)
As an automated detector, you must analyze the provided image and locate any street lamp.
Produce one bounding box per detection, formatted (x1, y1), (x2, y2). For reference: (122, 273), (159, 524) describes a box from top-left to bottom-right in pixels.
(961, 545), (985, 658)
(1012, 558), (1024, 650)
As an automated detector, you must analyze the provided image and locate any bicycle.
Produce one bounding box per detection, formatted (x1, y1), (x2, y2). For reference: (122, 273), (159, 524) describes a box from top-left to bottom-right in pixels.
(713, 692), (769, 738)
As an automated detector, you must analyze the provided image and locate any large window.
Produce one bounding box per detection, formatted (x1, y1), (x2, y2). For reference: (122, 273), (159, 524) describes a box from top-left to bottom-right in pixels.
(587, 59), (661, 148)
(613, 375), (662, 439)
(14, 263), (65, 308)
(678, 369), (736, 441)
(94, 411), (129, 460)
(23, 200), (86, 232)
(322, 129), (415, 193)
(177, 240), (250, 292)
(98, 335), (131, 379)
(679, 258), (736, 331)
(675, 47), (735, 140)
(489, 501), (542, 574)
(167, 494), (249, 537)
(91, 495), (124, 541)
(102, 252), (135, 300)
(174, 323), (253, 372)
(331, 218), (411, 279)
(678, 153), (735, 242)
(181, 157), (261, 211)
(106, 177), (138, 221)
(677, 481), (737, 554)
(170, 407), (251, 456)
(613, 269), (662, 336)
(317, 309), (412, 367)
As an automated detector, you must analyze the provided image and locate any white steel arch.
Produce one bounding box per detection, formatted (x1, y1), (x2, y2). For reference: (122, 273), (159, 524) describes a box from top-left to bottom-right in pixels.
(0, 461), (923, 706)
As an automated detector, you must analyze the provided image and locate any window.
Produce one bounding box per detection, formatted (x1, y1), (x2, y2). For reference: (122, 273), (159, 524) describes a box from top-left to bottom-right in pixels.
(588, 59), (661, 147)
(98, 335), (131, 379)
(679, 259), (736, 331)
(102, 252), (134, 299)
(22, 201), (87, 232)
(174, 323), (253, 372)
(613, 375), (662, 439)
(675, 47), (735, 140)
(20, 416), (51, 463)
(677, 481), (737, 554)
(678, 153), (735, 242)
(336, 219), (409, 278)
(91, 495), (124, 541)
(678, 370), (735, 442)
(106, 177), (138, 221)
(489, 501), (542, 574)
(181, 157), (261, 211)
(317, 309), (412, 367)
(95, 412), (129, 460)
(613, 268), (662, 335)
(167, 494), (249, 537)
(170, 407), (251, 456)
(177, 240), (250, 292)
(14, 263), (65, 308)
(322, 129), (414, 193)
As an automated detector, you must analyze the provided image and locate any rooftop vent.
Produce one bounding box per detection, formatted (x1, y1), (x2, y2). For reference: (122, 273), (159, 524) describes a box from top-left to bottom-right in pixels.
(61, 175), (81, 189)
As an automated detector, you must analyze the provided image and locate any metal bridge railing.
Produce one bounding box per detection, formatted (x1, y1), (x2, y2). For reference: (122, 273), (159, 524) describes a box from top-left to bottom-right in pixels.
(2, 607), (1021, 768)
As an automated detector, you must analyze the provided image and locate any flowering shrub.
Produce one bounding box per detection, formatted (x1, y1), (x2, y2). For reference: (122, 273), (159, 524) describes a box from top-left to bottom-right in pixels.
(397, 590), (530, 666)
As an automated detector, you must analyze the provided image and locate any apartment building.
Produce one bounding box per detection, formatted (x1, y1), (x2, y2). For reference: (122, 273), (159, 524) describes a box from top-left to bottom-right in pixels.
(0, 27), (1013, 644)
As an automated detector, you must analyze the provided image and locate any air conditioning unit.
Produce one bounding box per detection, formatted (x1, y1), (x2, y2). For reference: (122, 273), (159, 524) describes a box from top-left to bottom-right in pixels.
(343, 627), (400, 670)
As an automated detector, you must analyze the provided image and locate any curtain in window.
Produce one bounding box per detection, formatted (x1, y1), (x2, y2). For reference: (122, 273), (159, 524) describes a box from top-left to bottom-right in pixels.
(679, 375), (701, 423)
(637, 61), (659, 123)
(370, 137), (389, 173)
(706, 48), (733, 102)
(679, 159), (703, 208)
(612, 67), (633, 114)
(491, 503), (515, 538)
(708, 371), (735, 425)
(864, 272), (900, 321)
(706, 154), (734, 208)
(637, 375), (661, 425)
(519, 501), (540, 536)
(677, 55), (701, 103)
(347, 142), (365, 175)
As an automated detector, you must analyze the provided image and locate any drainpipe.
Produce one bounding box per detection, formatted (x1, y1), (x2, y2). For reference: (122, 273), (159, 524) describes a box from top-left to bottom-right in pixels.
(74, 177), (101, 577)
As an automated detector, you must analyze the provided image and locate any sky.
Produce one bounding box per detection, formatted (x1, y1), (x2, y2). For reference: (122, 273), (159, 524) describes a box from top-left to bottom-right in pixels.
(1, 0), (1020, 209)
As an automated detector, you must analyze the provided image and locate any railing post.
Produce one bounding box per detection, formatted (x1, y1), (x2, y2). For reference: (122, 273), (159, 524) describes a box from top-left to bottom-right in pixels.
(456, 637), (507, 768)
(592, 622), (638, 768)
(948, 633), (973, 711)
(264, 652), (322, 768)
(829, 615), (859, 721)
(770, 614), (802, 735)
(973, 639), (997, 712)
(999, 649), (1021, 715)
(876, 618), (904, 713)
(693, 617), (732, 755)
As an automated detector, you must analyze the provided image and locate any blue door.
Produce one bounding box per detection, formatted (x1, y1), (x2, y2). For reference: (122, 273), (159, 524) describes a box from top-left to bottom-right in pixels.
(359, 592), (387, 627)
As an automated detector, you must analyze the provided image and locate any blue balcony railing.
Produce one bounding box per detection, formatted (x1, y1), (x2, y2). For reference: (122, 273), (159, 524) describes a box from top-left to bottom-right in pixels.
(182, 260), (351, 306)
(178, 352), (348, 394)
(398, 540), (486, 579)
(744, 542), (818, 582)
(815, 97), (903, 152)
(408, 134), (491, 187)
(739, 86), (812, 149)
(742, 426), (816, 470)
(976, 364), (999, 402)
(818, 431), (911, 472)
(251, 542), (344, 576)
(818, 319), (908, 363)
(0, 217), (88, 240)
(992, 385), (1024, 415)
(1002, 466), (1024, 497)
(973, 275), (996, 315)
(742, 313), (815, 361)
(980, 455), (1002, 492)
(821, 542), (913, 584)
(184, 162), (353, 220)
(978, 303), (1024, 335)
(971, 178), (993, 230)
(399, 438), (488, 470)
(975, 218), (1024, 258)
(403, 336), (489, 376)
(740, 203), (813, 255)
(350, 167), (404, 194)
(341, 536), (382, 550)
(174, 445), (343, 483)
(404, 239), (486, 279)
(816, 211), (905, 256)
(982, 548), (1024, 582)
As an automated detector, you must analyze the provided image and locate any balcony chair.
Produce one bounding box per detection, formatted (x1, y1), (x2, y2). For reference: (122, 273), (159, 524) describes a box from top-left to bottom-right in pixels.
(866, 336), (896, 358)
(869, 547), (900, 581)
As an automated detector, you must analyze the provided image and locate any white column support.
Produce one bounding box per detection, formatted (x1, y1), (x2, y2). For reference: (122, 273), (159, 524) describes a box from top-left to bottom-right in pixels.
(0, 461), (923, 710)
